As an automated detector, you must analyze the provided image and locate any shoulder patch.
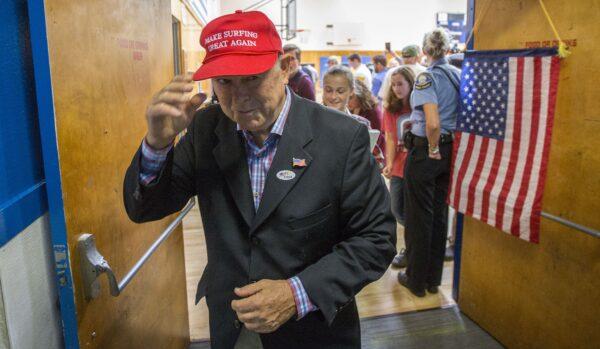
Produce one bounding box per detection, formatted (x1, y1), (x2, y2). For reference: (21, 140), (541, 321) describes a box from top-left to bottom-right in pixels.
(415, 73), (433, 90)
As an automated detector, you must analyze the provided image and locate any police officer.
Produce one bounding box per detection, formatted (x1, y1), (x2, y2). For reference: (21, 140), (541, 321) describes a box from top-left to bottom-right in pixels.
(398, 28), (461, 297)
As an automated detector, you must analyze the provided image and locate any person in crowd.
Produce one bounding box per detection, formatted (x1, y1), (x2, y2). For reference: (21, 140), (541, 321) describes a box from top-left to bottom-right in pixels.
(348, 79), (382, 131)
(378, 45), (426, 101)
(385, 44), (425, 71)
(400, 45), (426, 76)
(327, 55), (340, 69)
(380, 66), (416, 269)
(348, 53), (373, 91)
(283, 43), (316, 101)
(444, 51), (464, 261)
(348, 79), (385, 165)
(385, 46), (403, 65)
(388, 58), (400, 69)
(283, 43), (318, 85)
(124, 10), (396, 348)
(303, 63), (319, 86)
(398, 28), (461, 297)
(322, 65), (372, 128)
(447, 52), (464, 69)
(371, 54), (388, 98)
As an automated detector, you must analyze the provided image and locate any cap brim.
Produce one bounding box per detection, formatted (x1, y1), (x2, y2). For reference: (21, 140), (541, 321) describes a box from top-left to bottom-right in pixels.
(192, 52), (279, 81)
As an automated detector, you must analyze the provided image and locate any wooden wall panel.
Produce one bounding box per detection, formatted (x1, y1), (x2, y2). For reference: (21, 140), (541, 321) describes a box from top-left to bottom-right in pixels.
(459, 1), (600, 348)
(45, 0), (189, 348)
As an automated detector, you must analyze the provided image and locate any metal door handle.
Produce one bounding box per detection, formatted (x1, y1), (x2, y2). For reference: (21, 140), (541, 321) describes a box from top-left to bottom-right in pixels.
(77, 199), (195, 300)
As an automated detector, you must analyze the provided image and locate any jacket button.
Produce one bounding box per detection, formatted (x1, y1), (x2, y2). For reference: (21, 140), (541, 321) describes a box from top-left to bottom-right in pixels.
(251, 236), (260, 246)
(234, 319), (241, 329)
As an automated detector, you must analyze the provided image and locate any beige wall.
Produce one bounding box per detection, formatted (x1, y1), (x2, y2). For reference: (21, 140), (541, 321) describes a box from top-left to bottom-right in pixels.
(0, 283), (7, 349)
(0, 215), (62, 349)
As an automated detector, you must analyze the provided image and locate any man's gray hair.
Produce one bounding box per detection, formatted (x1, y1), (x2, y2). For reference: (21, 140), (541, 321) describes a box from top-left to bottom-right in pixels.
(422, 28), (451, 60)
(324, 65), (354, 90)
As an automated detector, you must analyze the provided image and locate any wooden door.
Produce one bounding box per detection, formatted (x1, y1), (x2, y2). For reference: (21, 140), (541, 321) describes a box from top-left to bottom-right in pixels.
(32, 0), (189, 348)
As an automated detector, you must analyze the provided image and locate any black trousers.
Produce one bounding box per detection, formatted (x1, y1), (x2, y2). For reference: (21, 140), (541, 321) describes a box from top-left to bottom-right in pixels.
(389, 176), (405, 225)
(403, 143), (452, 290)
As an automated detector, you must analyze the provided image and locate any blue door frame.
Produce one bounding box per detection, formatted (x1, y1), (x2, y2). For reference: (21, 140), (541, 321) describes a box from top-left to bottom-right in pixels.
(27, 0), (80, 347)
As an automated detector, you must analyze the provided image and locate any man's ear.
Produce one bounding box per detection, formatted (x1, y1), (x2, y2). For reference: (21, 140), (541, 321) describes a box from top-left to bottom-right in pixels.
(279, 54), (294, 73)
(279, 53), (294, 84)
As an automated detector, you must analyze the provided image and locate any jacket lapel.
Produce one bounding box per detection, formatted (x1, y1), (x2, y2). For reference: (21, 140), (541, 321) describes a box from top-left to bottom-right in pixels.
(212, 115), (255, 227)
(250, 95), (313, 234)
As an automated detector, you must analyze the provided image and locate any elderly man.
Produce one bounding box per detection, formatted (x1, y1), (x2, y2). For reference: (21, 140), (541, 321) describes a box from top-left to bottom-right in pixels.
(123, 10), (396, 349)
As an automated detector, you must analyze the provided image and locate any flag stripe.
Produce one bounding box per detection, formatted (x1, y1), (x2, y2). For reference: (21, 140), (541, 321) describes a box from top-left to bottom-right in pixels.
(459, 136), (483, 213)
(453, 134), (477, 210)
(502, 57), (535, 234)
(487, 57), (519, 227)
(466, 137), (490, 216)
(512, 57), (542, 239)
(529, 56), (560, 242)
(472, 138), (497, 219)
(519, 56), (551, 240)
(447, 131), (463, 206)
(494, 57), (524, 233)
(449, 132), (467, 207)
(480, 138), (503, 224)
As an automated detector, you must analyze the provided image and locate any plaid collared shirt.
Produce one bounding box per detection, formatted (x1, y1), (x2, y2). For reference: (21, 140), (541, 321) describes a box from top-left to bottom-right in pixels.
(237, 88), (291, 212)
(139, 88), (316, 319)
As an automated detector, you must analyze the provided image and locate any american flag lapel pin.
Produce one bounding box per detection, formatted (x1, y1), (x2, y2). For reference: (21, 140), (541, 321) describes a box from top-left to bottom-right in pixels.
(292, 158), (307, 168)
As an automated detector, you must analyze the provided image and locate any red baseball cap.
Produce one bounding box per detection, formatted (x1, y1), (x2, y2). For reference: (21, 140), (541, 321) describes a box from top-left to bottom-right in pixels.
(192, 10), (283, 81)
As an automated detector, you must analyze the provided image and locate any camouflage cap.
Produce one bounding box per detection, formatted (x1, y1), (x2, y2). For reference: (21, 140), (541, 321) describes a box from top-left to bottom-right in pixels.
(401, 45), (420, 58)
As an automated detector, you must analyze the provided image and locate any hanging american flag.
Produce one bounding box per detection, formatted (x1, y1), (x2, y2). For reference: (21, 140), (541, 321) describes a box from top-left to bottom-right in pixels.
(448, 48), (560, 243)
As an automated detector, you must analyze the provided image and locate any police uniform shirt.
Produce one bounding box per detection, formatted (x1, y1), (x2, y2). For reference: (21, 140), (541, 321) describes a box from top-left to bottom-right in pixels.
(409, 57), (461, 137)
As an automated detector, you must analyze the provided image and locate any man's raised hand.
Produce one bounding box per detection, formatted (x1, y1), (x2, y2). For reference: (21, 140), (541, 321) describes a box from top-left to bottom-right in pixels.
(145, 73), (206, 149)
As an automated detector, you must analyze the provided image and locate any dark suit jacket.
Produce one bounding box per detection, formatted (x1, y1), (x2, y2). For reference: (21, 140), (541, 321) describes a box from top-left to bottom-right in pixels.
(123, 94), (396, 348)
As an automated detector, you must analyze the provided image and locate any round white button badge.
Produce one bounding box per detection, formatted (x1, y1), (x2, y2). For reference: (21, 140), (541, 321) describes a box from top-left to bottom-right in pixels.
(276, 170), (296, 181)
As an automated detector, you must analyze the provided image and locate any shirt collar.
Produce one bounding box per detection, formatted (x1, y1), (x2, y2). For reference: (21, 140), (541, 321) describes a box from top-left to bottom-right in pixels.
(431, 57), (449, 67)
(237, 86), (292, 138)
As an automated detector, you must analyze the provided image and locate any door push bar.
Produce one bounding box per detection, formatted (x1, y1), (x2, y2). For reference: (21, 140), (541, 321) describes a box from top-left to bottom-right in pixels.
(77, 199), (196, 300)
(541, 211), (599, 239)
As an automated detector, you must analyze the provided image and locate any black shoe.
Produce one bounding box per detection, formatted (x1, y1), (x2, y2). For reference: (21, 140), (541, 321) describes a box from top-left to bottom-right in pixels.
(391, 249), (407, 268)
(444, 244), (454, 261)
(397, 272), (425, 297)
(427, 285), (439, 294)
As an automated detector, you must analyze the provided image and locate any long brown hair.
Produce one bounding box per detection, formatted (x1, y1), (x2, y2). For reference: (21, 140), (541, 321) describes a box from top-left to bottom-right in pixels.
(352, 79), (377, 112)
(384, 66), (415, 114)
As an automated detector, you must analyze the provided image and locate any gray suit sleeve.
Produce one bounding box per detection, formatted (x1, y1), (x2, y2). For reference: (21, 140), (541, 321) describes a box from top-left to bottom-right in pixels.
(123, 125), (197, 223)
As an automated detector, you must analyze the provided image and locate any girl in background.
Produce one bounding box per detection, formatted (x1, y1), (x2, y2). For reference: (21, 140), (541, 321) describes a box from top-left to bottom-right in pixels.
(381, 66), (415, 268)
(348, 79), (385, 166)
(322, 65), (371, 128)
